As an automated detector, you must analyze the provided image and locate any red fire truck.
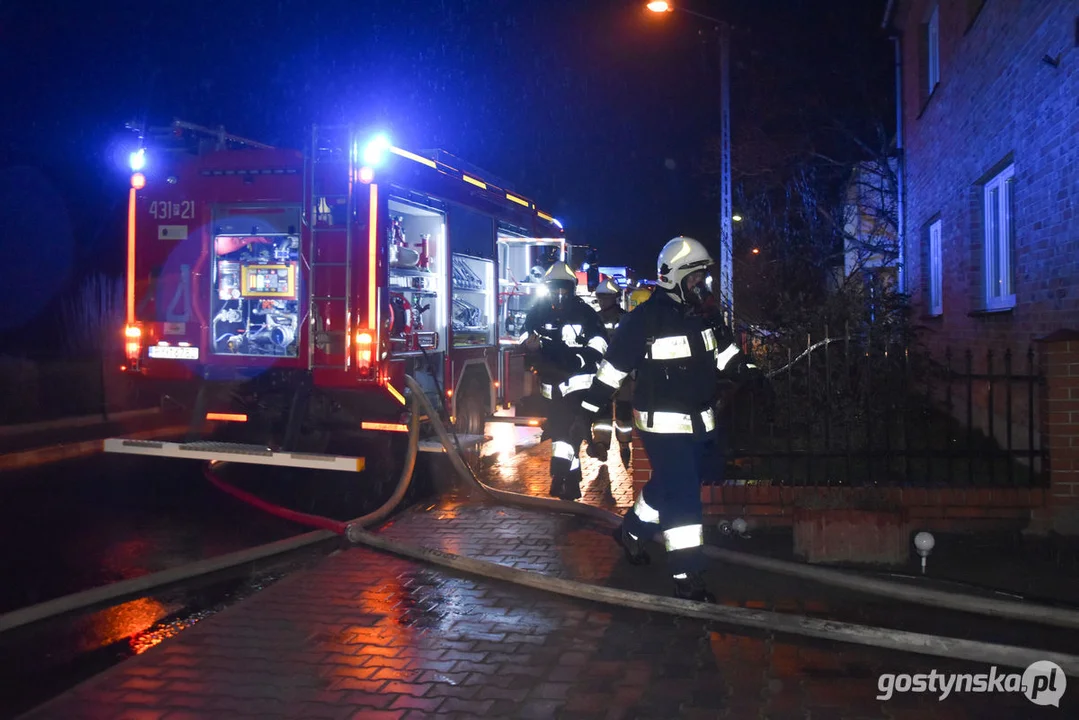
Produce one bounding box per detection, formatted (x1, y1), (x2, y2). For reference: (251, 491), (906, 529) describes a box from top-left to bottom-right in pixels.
(107, 120), (566, 469)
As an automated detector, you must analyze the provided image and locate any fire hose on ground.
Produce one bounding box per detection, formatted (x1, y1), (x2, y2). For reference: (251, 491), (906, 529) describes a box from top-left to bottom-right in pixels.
(0, 408), (422, 635)
(3, 373), (1079, 678)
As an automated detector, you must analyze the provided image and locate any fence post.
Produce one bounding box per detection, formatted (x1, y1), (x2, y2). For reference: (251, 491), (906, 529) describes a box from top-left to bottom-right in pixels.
(1031, 329), (1079, 535)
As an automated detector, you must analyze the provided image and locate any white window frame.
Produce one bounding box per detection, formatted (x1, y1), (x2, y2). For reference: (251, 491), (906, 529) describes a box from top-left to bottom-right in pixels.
(983, 164), (1016, 311)
(928, 219), (943, 316)
(927, 6), (940, 93)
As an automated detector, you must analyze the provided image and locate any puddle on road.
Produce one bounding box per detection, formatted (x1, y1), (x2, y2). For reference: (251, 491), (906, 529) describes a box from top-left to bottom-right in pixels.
(0, 558), (313, 719)
(76, 596), (180, 654)
(477, 422), (634, 510)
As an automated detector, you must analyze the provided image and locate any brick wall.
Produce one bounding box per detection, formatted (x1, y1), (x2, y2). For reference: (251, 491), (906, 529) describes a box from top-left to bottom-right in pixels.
(1032, 331), (1079, 532)
(705, 485), (1041, 532)
(629, 430), (649, 498)
(898, 0), (1078, 354)
(895, 0), (1078, 445)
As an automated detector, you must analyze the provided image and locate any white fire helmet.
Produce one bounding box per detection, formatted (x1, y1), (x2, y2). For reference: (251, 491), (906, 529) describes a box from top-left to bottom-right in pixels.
(543, 262), (578, 307)
(656, 236), (713, 303)
(543, 262), (577, 286)
(594, 278), (620, 295)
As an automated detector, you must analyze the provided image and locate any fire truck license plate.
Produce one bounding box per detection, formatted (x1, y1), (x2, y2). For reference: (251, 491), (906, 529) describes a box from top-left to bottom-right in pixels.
(148, 346), (200, 360)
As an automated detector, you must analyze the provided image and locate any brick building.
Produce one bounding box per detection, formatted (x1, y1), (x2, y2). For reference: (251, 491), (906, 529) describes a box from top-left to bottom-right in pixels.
(886, 0), (1077, 340)
(632, 1), (1079, 539)
(883, 0), (1077, 447)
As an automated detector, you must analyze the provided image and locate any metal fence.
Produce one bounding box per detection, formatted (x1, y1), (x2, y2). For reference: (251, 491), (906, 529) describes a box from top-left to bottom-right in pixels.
(716, 326), (1046, 488)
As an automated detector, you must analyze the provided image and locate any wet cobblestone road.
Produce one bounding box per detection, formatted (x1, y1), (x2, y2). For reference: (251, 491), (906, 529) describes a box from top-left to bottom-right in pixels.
(21, 427), (1077, 718)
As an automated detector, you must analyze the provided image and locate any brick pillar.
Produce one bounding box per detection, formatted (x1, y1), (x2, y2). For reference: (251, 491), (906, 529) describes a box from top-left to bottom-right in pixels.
(1032, 329), (1079, 535)
(629, 429), (650, 498)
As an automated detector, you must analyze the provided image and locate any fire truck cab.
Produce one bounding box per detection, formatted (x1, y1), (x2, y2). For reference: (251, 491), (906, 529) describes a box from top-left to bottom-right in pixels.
(112, 121), (566, 462)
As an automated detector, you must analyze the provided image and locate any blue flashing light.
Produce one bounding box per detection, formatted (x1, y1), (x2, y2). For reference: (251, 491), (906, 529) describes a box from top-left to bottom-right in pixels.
(362, 134), (392, 167)
(581, 263), (590, 271)
(552, 218), (564, 230)
(129, 148), (146, 172)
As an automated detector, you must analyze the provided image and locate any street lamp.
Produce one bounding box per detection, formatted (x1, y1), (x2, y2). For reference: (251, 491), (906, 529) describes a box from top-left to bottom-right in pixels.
(646, 1), (734, 323)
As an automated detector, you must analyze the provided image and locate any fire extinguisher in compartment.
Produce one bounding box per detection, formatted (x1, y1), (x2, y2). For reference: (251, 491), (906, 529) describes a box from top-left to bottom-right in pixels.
(417, 233), (430, 271)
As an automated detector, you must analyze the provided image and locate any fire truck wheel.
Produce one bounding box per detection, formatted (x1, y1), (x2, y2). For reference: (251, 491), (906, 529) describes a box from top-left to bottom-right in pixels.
(454, 379), (488, 437)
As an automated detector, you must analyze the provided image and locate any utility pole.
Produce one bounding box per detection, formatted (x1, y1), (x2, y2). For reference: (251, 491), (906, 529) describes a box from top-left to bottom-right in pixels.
(646, 2), (735, 323)
(717, 21), (734, 325)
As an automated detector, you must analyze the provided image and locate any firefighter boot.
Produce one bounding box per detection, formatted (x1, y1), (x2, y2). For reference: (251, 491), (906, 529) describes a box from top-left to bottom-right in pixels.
(548, 475), (566, 499)
(586, 439), (608, 462)
(557, 466), (583, 501)
(549, 469), (581, 501)
(673, 572), (716, 603)
(611, 524), (650, 566)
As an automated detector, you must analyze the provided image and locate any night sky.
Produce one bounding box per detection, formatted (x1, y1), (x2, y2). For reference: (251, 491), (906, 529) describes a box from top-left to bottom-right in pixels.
(0, 0), (892, 340)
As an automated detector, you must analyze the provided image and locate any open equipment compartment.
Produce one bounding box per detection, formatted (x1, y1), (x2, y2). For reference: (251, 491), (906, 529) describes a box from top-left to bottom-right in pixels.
(497, 228), (566, 344)
(451, 254), (495, 347)
(209, 206), (302, 358)
(386, 196), (447, 356)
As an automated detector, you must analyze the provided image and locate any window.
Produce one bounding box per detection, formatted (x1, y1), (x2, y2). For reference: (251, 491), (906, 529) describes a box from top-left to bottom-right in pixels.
(928, 219), (943, 316)
(927, 6), (940, 93)
(983, 164), (1015, 310)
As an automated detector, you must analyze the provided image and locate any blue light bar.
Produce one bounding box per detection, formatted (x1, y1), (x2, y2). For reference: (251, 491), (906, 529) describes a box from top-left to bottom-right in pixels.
(362, 134), (392, 167)
(129, 148), (146, 172)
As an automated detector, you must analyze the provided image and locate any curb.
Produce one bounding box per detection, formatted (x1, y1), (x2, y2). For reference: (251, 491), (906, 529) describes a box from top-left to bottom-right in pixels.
(0, 425), (190, 472)
(0, 407), (163, 438)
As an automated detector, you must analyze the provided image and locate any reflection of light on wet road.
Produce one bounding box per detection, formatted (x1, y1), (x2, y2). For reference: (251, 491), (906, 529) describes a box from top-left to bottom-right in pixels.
(484, 422), (519, 463)
(131, 609), (215, 655)
(80, 597), (178, 653)
(478, 422), (634, 510)
(560, 528), (619, 582)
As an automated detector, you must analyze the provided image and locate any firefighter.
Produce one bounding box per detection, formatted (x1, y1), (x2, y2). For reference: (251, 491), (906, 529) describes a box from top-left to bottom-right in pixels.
(521, 262), (609, 501)
(586, 278), (634, 467)
(579, 237), (756, 602)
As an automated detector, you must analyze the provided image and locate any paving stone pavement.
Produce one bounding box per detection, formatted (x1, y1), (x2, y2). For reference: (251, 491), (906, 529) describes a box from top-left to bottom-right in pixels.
(475, 423), (635, 511)
(22, 426), (1077, 718)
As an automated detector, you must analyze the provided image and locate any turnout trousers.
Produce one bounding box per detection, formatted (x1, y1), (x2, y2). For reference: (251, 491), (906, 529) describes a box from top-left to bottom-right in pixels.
(546, 388), (589, 501)
(591, 399), (634, 464)
(621, 429), (721, 576)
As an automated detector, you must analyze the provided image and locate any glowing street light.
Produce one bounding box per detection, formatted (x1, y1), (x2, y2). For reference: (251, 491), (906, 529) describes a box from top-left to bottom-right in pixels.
(646, 1), (721, 24)
(732, 214), (743, 222)
(751, 248), (760, 255)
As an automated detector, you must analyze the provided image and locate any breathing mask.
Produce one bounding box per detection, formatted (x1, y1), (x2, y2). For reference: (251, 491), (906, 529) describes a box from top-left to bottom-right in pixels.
(681, 270), (713, 308)
(548, 280), (576, 310)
